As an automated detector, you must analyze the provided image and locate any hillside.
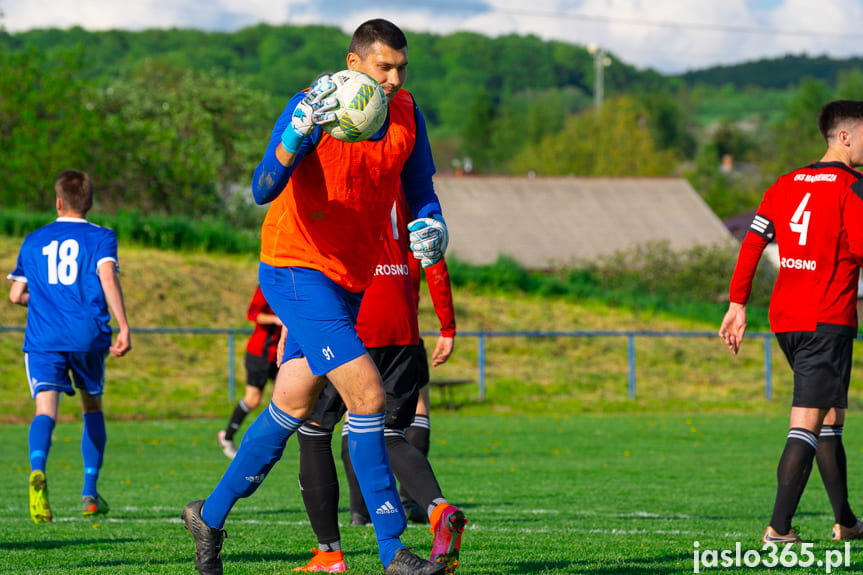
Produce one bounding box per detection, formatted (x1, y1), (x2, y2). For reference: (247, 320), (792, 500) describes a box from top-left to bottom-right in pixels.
(5, 235), (859, 423)
(676, 53), (863, 89)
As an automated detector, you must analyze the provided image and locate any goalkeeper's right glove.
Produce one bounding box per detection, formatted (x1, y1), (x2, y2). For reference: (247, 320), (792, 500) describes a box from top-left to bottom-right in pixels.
(281, 74), (338, 154)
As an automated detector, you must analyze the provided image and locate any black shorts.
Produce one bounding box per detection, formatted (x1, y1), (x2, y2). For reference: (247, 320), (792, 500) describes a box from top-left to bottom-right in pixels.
(244, 351), (278, 390)
(307, 344), (424, 432)
(775, 331), (853, 409)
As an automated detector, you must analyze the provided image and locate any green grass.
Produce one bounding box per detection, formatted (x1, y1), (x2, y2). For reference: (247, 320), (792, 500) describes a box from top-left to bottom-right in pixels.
(3, 414), (863, 574)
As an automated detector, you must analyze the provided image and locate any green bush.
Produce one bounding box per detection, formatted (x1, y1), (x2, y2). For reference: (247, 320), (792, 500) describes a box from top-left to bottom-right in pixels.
(448, 242), (776, 329)
(0, 209), (260, 254)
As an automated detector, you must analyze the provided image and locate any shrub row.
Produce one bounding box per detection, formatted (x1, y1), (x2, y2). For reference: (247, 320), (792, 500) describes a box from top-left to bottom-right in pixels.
(0, 209), (260, 254)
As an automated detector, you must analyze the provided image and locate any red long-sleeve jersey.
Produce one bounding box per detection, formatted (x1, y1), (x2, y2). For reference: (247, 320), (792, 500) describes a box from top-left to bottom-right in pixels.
(245, 286), (280, 363)
(356, 194), (455, 347)
(410, 253), (456, 338)
(729, 161), (863, 334)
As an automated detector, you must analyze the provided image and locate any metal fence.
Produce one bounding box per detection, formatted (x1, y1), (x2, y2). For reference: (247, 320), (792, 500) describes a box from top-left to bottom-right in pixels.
(2, 326), (777, 402)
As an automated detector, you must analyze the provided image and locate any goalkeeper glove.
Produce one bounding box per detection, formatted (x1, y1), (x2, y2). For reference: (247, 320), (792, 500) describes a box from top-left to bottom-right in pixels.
(408, 213), (448, 268)
(281, 74), (338, 154)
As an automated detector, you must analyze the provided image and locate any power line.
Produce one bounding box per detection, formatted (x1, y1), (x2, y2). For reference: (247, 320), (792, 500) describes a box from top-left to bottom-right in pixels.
(373, 0), (862, 40)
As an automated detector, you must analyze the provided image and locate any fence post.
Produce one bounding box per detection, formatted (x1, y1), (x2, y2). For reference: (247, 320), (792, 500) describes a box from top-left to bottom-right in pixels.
(628, 333), (636, 399)
(228, 332), (236, 402)
(764, 335), (772, 401)
(478, 332), (486, 401)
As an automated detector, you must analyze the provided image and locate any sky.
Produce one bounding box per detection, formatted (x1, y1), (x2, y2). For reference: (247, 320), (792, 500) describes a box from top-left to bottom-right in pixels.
(2, 0), (862, 74)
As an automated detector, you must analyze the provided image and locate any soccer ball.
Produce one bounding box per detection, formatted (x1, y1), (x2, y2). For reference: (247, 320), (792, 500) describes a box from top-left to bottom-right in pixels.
(323, 70), (388, 143)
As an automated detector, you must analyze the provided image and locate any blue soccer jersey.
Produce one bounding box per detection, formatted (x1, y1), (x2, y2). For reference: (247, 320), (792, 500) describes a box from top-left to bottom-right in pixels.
(7, 217), (118, 352)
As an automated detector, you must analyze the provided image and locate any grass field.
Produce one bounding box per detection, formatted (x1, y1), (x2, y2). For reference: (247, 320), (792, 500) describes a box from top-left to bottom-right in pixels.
(3, 414), (863, 574)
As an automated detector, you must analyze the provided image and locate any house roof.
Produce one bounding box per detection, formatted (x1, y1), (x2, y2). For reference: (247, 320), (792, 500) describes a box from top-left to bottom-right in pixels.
(432, 175), (736, 268)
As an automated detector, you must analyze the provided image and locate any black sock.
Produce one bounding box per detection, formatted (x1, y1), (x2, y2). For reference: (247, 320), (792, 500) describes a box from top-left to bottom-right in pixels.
(405, 415), (431, 456)
(385, 428), (443, 510)
(400, 415), (431, 502)
(225, 400), (252, 441)
(817, 425), (857, 527)
(298, 424), (341, 547)
(340, 430), (368, 519)
(770, 428), (817, 534)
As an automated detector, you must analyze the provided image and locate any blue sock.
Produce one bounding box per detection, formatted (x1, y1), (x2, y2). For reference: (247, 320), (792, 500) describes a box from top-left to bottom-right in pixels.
(81, 412), (107, 497)
(348, 413), (406, 566)
(29, 414), (55, 472)
(202, 402), (303, 529)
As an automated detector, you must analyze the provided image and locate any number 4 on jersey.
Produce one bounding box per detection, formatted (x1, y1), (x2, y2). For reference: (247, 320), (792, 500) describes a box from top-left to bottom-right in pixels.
(790, 193), (811, 246)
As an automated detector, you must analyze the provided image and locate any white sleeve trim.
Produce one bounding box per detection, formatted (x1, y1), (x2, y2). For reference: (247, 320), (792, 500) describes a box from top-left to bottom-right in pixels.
(96, 256), (119, 273)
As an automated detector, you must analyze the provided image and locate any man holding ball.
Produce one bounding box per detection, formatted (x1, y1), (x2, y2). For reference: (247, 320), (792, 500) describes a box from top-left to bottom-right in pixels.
(182, 18), (449, 575)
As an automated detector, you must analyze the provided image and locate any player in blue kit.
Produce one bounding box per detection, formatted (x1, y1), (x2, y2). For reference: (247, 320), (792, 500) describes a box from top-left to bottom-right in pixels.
(181, 19), (448, 575)
(7, 170), (131, 524)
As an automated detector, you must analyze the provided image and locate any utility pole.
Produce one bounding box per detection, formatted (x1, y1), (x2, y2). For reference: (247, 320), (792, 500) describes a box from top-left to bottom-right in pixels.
(587, 43), (612, 111)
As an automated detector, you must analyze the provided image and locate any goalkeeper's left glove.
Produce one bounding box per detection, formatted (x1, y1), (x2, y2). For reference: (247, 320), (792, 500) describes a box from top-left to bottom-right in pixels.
(408, 213), (448, 268)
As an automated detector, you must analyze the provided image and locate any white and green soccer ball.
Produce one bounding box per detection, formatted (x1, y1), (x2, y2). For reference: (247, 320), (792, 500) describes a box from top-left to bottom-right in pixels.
(323, 69), (388, 143)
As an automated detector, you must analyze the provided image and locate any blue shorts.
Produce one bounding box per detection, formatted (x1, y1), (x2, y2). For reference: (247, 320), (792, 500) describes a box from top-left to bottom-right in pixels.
(259, 263), (367, 376)
(25, 350), (108, 399)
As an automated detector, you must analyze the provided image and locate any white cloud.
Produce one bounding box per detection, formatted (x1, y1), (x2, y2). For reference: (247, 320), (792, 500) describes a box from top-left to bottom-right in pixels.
(1, 0), (862, 73)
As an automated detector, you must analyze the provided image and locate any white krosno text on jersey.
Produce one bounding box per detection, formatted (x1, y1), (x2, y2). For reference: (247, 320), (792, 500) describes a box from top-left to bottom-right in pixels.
(780, 257), (817, 270)
(374, 264), (410, 276)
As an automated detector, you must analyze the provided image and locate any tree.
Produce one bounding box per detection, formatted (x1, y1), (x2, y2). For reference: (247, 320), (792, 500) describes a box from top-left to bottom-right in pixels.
(507, 96), (677, 176)
(0, 46), (103, 209)
(768, 78), (833, 171)
(88, 60), (274, 215)
(459, 90), (495, 172)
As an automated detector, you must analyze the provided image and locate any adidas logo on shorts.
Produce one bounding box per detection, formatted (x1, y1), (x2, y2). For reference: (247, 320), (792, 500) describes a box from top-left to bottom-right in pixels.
(376, 501), (400, 515)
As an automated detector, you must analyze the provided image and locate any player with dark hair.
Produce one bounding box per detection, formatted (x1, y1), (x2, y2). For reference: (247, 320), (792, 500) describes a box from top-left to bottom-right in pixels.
(720, 99), (863, 543)
(293, 192), (463, 573)
(217, 285), (281, 459)
(8, 169), (131, 524)
(182, 18), (449, 575)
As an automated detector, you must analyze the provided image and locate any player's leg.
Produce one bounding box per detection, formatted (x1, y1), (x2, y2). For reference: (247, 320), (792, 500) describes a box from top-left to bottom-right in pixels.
(407, 385), (432, 456)
(184, 355), (316, 575)
(767, 331), (845, 543)
(766, 406), (824, 542)
(72, 351), (110, 516)
(29, 388), (59, 524)
(811, 332), (863, 541)
(401, 341), (432, 523)
(328, 355), (408, 567)
(294, 384), (349, 572)
(330, 356), (449, 572)
(374, 345), (466, 571)
(261, 265), (440, 573)
(80, 390), (109, 515)
(816, 408), (863, 539)
(202, 357), (315, 527)
(25, 351), (70, 524)
(219, 351), (270, 459)
(341, 421), (371, 525)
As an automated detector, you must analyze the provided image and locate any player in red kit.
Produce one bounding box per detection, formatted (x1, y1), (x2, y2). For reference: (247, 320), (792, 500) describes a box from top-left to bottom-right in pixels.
(293, 192), (464, 573)
(720, 100), (863, 544)
(217, 286), (281, 459)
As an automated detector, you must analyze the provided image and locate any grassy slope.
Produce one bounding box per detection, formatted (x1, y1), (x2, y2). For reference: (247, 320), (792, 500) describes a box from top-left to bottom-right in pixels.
(4, 235), (863, 422)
